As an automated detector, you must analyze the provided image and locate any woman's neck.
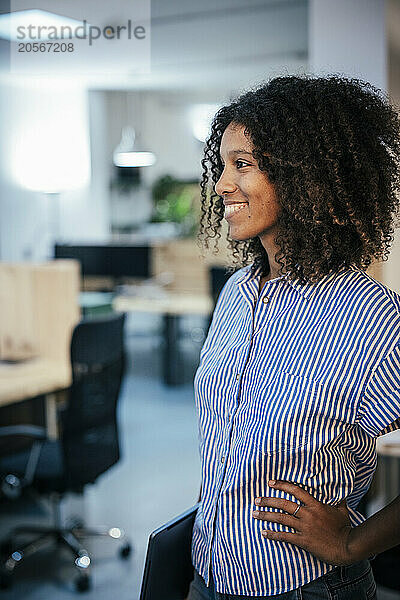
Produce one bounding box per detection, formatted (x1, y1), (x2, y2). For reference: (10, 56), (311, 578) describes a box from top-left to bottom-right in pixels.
(258, 274), (272, 294)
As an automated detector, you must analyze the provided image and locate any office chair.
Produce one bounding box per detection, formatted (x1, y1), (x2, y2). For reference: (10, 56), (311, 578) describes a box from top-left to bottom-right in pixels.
(209, 266), (233, 307)
(0, 313), (131, 592)
(205, 266), (234, 335)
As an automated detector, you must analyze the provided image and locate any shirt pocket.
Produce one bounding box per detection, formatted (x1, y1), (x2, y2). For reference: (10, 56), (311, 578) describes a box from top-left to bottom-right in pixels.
(256, 370), (320, 456)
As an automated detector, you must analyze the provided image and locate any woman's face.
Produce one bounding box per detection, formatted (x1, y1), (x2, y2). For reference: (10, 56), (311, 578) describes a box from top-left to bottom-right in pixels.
(215, 122), (281, 242)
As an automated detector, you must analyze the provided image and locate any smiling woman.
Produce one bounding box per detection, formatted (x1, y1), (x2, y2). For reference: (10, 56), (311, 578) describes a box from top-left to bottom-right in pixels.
(190, 75), (400, 600)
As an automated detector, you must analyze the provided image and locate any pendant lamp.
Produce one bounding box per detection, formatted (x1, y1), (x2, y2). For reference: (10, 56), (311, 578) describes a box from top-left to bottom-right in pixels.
(113, 126), (156, 168)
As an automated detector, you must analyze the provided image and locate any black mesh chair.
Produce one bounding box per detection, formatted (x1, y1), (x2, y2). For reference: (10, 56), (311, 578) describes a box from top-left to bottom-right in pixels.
(209, 266), (233, 307)
(206, 266), (234, 334)
(0, 312), (131, 592)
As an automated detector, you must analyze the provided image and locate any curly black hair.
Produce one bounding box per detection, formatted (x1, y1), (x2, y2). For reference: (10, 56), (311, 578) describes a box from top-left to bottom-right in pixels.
(198, 75), (400, 283)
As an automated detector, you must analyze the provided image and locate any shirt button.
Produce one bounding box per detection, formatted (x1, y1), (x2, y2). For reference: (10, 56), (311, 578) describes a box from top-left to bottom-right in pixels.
(221, 455), (225, 463)
(262, 296), (270, 304)
(227, 415), (231, 422)
(247, 334), (252, 341)
(236, 373), (240, 380)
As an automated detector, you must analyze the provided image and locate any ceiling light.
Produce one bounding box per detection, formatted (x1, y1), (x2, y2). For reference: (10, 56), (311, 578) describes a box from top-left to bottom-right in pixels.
(0, 9), (86, 42)
(113, 126), (156, 168)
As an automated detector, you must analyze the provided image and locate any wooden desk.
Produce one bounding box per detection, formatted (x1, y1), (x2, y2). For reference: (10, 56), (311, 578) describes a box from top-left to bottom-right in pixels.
(0, 358), (71, 438)
(0, 260), (79, 437)
(113, 292), (213, 316)
(113, 292), (213, 385)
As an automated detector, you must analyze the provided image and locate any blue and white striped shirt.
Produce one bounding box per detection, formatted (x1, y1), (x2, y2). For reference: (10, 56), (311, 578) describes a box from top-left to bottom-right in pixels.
(192, 263), (400, 596)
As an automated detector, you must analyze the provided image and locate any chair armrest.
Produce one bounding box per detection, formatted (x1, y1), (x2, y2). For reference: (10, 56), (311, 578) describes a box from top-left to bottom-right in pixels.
(0, 426), (47, 495)
(0, 425), (47, 440)
(0, 426), (47, 460)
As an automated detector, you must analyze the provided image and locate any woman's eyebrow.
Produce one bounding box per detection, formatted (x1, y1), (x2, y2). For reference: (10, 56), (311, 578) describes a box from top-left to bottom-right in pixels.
(229, 149), (253, 156)
(219, 149), (254, 161)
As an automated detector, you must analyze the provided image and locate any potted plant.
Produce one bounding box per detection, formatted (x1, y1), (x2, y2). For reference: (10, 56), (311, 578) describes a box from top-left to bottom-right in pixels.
(151, 175), (200, 237)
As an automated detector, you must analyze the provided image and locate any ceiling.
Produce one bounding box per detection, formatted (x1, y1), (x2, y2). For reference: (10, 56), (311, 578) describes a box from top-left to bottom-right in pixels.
(0, 0), (308, 93)
(147, 0), (307, 93)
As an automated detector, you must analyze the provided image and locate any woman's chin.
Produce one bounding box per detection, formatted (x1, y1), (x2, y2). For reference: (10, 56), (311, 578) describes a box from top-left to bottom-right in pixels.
(228, 226), (254, 242)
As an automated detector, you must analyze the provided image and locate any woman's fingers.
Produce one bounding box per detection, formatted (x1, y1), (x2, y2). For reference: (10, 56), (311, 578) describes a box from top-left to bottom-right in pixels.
(252, 509), (300, 530)
(254, 480), (319, 515)
(266, 480), (317, 506)
(254, 496), (301, 515)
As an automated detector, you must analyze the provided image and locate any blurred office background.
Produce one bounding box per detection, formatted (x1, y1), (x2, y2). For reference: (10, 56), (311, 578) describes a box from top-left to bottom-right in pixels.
(0, 0), (399, 598)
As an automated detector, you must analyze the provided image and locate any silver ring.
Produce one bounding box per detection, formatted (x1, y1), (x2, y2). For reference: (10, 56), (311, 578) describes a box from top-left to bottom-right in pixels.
(292, 504), (301, 516)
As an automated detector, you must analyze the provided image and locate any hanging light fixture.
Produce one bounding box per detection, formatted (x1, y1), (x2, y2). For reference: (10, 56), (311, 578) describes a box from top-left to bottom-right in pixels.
(113, 126), (156, 168)
(113, 92), (157, 168)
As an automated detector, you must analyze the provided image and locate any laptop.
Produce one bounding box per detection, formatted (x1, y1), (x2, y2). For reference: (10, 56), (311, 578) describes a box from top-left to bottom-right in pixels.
(140, 503), (200, 600)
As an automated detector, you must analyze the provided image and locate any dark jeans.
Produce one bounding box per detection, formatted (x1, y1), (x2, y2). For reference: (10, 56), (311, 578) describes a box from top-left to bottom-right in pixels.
(187, 560), (377, 599)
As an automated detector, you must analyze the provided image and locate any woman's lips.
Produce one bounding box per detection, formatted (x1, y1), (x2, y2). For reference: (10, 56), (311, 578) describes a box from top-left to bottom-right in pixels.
(224, 202), (248, 219)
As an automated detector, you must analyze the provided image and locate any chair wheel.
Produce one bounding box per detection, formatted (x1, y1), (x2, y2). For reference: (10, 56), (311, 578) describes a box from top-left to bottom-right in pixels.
(119, 543), (132, 559)
(0, 569), (13, 590)
(75, 573), (91, 592)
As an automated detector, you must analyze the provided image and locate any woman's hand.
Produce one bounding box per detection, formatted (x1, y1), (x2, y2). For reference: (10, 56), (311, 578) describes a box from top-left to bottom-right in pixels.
(252, 480), (357, 566)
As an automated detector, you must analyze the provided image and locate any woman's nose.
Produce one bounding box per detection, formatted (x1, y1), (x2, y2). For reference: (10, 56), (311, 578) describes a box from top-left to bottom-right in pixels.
(215, 169), (236, 197)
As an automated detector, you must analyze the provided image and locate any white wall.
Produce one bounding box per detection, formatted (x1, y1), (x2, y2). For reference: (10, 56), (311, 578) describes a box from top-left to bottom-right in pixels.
(309, 0), (386, 90)
(140, 91), (206, 185)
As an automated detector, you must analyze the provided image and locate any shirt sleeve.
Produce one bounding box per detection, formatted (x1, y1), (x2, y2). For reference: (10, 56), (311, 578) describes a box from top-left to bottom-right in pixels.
(356, 342), (400, 437)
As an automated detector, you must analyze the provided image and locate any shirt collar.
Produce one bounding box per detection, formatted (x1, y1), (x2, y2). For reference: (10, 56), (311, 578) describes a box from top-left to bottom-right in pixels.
(236, 263), (358, 300)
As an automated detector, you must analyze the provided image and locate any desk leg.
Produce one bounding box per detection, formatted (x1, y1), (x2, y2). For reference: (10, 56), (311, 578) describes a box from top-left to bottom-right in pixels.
(162, 314), (182, 385)
(45, 393), (58, 440)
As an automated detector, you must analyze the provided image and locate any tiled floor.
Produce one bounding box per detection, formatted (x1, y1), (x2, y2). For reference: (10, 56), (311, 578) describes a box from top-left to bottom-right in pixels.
(0, 314), (399, 599)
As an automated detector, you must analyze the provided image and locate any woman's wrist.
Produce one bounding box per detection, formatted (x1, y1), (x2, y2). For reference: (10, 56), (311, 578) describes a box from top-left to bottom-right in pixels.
(346, 525), (373, 563)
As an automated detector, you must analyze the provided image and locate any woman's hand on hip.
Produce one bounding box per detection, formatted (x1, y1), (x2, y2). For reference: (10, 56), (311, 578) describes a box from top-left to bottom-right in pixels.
(252, 480), (357, 566)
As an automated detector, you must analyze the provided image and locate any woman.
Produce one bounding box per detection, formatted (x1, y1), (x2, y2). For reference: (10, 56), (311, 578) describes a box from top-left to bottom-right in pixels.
(189, 75), (400, 600)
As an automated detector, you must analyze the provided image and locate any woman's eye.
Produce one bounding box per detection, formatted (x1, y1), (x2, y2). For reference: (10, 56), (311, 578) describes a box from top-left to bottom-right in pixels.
(236, 159), (249, 169)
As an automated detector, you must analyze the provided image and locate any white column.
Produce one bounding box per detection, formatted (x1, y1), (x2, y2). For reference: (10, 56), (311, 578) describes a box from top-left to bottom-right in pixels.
(309, 0), (386, 89)
(308, 0), (399, 291)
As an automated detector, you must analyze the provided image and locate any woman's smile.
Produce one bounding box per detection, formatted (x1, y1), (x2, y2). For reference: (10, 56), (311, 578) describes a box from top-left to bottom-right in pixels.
(223, 202), (249, 219)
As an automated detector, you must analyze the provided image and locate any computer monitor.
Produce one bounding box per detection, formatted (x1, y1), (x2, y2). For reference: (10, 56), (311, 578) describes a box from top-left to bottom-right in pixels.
(54, 244), (151, 279)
